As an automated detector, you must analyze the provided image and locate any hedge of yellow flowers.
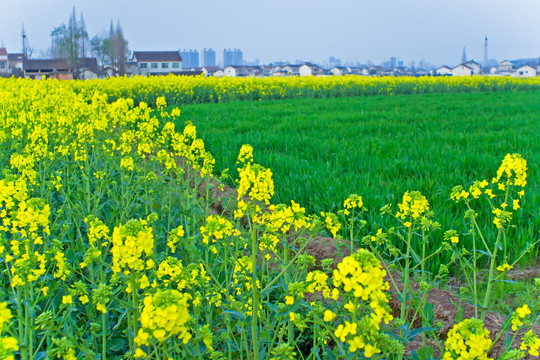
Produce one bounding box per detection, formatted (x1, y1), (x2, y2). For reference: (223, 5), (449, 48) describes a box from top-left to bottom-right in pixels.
(4, 74), (540, 109)
(0, 77), (539, 359)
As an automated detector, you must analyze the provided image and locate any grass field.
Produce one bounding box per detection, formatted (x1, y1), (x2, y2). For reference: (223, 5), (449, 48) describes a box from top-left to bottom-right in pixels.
(179, 90), (540, 264)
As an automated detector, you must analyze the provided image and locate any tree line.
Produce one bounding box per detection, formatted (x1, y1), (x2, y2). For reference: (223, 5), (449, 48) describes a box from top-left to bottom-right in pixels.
(49, 7), (129, 78)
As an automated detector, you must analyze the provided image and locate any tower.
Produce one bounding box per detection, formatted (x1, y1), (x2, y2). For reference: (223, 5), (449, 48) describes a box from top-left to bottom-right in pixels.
(22, 24), (27, 59)
(483, 36), (488, 72)
(461, 46), (467, 64)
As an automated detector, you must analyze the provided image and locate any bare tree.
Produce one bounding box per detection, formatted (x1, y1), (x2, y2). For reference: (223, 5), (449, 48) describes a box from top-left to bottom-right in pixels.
(90, 33), (110, 67)
(49, 7), (89, 79)
(107, 20), (129, 76)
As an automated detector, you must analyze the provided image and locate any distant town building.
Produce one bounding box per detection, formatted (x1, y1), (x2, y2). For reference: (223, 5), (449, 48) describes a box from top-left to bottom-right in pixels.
(330, 66), (349, 76)
(299, 63), (323, 76)
(202, 48), (216, 67)
(283, 65), (301, 76)
(23, 59), (73, 80)
(8, 53), (24, 75)
(132, 51), (183, 76)
(180, 49), (199, 68)
(498, 60), (514, 75)
(201, 66), (220, 76)
(464, 60), (481, 75)
(435, 66), (452, 76)
(513, 65), (536, 78)
(223, 49), (243, 66)
(224, 65), (260, 77)
(451, 64), (472, 77)
(79, 58), (102, 80)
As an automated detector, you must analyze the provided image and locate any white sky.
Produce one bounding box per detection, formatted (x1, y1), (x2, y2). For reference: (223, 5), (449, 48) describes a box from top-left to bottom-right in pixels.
(1, 0), (540, 66)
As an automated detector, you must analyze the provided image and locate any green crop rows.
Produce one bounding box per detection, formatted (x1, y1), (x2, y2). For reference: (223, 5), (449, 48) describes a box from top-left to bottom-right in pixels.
(178, 91), (540, 267)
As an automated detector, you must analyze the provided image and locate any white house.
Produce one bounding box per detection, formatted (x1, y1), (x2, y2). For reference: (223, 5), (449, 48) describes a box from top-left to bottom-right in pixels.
(452, 64), (472, 76)
(224, 65), (260, 77)
(513, 65), (537, 78)
(283, 65), (301, 76)
(435, 66), (452, 76)
(330, 66), (349, 76)
(300, 63), (323, 76)
(8, 53), (24, 75)
(498, 60), (514, 75)
(465, 60), (481, 75)
(201, 66), (221, 76)
(132, 51), (183, 76)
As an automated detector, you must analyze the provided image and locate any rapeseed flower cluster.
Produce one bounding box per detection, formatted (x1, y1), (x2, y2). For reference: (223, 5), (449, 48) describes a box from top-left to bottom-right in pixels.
(135, 289), (192, 351)
(510, 304), (531, 331)
(443, 318), (492, 360)
(256, 201), (309, 233)
(494, 153), (527, 188)
(0, 302), (18, 360)
(520, 329), (540, 357)
(200, 215), (241, 254)
(237, 163), (274, 204)
(330, 249), (394, 357)
(343, 194), (363, 215)
(111, 219), (154, 273)
(320, 212), (341, 237)
(396, 191), (430, 228)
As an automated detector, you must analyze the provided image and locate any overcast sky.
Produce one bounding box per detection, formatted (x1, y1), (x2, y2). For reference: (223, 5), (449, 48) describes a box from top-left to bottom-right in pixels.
(1, 0), (540, 66)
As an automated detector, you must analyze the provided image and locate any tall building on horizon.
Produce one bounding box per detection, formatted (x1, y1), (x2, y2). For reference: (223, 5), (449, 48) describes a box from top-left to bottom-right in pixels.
(223, 48), (243, 66)
(202, 48), (216, 67)
(180, 49), (199, 68)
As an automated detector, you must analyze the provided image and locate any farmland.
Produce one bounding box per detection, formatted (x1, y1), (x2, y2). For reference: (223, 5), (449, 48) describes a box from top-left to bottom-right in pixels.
(180, 91), (540, 266)
(0, 77), (539, 359)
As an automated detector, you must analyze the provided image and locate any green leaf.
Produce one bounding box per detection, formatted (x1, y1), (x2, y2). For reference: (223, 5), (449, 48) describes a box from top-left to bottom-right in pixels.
(423, 301), (434, 325)
(416, 346), (435, 360)
(107, 338), (126, 353)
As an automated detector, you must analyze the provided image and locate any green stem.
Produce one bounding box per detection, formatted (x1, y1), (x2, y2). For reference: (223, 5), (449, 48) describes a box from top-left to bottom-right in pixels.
(400, 226), (413, 335)
(251, 225), (259, 360)
(102, 311), (107, 360)
(481, 231), (501, 321)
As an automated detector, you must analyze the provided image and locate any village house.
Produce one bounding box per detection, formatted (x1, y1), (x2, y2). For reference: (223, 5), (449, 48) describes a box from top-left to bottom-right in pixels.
(213, 68), (225, 77)
(330, 66), (349, 76)
(201, 66), (221, 76)
(8, 53), (24, 75)
(299, 62), (323, 76)
(272, 67), (288, 77)
(347, 67), (365, 75)
(282, 65), (301, 76)
(513, 65), (536, 78)
(435, 66), (452, 76)
(367, 66), (384, 76)
(464, 60), (481, 75)
(498, 60), (514, 75)
(23, 59), (73, 80)
(224, 65), (260, 77)
(131, 51), (183, 76)
(451, 64), (472, 76)
(79, 58), (103, 79)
